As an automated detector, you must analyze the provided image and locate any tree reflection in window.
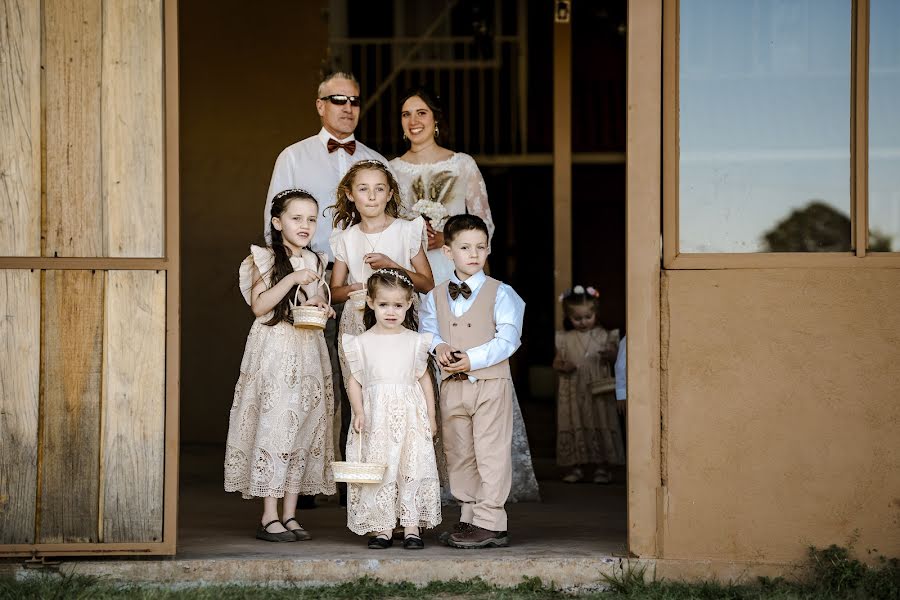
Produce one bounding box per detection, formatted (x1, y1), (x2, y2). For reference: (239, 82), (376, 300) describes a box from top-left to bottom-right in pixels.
(762, 201), (892, 252)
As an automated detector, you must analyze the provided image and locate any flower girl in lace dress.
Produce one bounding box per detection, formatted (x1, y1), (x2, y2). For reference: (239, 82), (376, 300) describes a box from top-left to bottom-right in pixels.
(341, 268), (441, 550)
(225, 190), (337, 542)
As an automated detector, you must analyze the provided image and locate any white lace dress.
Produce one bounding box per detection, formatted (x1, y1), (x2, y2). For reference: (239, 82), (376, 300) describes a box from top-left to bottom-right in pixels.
(341, 329), (442, 535)
(390, 153), (495, 284)
(224, 245), (336, 499)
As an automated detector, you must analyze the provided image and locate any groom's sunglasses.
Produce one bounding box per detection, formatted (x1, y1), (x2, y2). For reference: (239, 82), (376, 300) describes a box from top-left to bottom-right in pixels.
(320, 94), (361, 107)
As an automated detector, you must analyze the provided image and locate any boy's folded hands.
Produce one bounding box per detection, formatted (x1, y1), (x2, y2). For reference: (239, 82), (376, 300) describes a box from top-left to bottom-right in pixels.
(435, 343), (471, 373)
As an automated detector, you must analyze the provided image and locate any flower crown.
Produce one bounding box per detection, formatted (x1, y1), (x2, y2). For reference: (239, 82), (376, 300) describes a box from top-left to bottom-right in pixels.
(371, 268), (413, 287)
(558, 285), (599, 303)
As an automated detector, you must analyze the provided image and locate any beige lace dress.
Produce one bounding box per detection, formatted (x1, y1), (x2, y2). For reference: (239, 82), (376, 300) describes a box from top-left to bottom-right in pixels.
(224, 245), (336, 499)
(555, 327), (625, 467)
(341, 329), (442, 535)
(329, 216), (428, 387)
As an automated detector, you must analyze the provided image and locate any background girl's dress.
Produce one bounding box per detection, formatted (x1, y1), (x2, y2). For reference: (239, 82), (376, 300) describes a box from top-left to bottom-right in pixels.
(392, 155), (540, 502)
(342, 329), (442, 535)
(555, 328), (625, 467)
(391, 153), (494, 285)
(329, 216), (428, 386)
(224, 245), (336, 499)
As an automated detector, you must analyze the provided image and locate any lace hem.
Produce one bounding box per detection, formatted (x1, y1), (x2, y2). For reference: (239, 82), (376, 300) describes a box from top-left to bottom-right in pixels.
(225, 479), (337, 500)
(346, 477), (442, 535)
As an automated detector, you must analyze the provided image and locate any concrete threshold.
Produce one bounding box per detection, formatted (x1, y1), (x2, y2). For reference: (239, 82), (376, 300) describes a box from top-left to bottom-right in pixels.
(5, 556), (796, 589)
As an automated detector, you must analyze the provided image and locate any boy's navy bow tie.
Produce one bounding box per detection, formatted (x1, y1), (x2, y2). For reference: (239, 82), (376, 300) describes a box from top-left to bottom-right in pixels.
(448, 282), (472, 300)
(327, 138), (356, 155)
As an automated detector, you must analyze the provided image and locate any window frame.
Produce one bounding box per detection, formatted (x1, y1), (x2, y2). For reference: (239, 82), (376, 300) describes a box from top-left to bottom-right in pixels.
(662, 0), (900, 268)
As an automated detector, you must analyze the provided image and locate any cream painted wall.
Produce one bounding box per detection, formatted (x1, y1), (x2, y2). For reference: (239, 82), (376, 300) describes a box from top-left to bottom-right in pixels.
(660, 268), (900, 562)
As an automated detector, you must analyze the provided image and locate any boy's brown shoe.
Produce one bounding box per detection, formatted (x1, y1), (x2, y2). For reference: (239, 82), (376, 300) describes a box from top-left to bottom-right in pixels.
(438, 522), (473, 545)
(447, 524), (509, 549)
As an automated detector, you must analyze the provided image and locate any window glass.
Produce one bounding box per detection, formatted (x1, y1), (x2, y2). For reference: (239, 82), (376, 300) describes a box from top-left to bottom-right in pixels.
(868, 0), (900, 251)
(679, 0), (852, 253)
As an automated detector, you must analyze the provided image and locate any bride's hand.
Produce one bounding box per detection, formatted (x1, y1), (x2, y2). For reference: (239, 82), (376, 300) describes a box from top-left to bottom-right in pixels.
(425, 221), (444, 250)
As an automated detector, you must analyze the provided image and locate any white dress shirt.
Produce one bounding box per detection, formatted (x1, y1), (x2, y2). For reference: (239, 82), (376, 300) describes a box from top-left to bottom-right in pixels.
(615, 335), (627, 401)
(419, 270), (525, 378)
(264, 128), (392, 260)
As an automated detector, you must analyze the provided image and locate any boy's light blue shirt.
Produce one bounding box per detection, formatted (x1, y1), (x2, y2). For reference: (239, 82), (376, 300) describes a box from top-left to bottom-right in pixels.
(419, 269), (525, 374)
(615, 335), (627, 401)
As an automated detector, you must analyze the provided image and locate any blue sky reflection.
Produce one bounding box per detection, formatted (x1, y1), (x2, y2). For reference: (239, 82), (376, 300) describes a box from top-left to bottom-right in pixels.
(679, 0), (852, 253)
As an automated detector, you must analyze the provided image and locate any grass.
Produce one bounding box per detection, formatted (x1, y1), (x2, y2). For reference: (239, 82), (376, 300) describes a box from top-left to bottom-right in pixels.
(1, 546), (897, 599)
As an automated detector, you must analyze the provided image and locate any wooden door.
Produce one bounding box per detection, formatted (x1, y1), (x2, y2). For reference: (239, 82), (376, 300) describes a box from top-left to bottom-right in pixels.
(0, 0), (179, 556)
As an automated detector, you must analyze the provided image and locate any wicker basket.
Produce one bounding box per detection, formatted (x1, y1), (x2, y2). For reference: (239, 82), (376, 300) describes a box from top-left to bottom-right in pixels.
(347, 288), (367, 312)
(590, 363), (617, 396)
(291, 276), (331, 330)
(331, 436), (386, 484)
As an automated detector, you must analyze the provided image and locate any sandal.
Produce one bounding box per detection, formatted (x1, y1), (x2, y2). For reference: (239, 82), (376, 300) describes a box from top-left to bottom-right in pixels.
(255, 519), (296, 542)
(403, 533), (425, 550)
(283, 517), (312, 541)
(367, 533), (393, 549)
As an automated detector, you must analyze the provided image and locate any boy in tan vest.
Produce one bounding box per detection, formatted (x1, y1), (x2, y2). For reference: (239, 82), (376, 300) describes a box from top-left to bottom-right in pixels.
(419, 214), (526, 549)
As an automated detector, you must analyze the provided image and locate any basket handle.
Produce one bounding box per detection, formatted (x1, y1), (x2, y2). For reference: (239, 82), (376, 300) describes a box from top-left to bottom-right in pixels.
(290, 267), (332, 309)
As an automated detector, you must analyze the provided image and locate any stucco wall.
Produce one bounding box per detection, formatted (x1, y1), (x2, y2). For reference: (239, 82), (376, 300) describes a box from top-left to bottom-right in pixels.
(661, 268), (900, 562)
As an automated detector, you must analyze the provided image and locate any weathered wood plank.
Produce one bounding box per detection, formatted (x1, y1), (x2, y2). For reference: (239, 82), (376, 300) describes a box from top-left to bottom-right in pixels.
(101, 271), (165, 542)
(43, 0), (103, 257)
(0, 1), (41, 256)
(0, 270), (40, 543)
(39, 270), (104, 543)
(102, 0), (164, 258)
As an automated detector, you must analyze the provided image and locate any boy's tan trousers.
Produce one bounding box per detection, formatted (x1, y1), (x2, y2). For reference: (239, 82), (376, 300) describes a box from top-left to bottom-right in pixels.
(440, 377), (513, 532)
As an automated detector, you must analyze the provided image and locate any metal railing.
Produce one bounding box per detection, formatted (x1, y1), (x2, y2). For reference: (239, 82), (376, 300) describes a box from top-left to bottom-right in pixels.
(327, 0), (529, 159)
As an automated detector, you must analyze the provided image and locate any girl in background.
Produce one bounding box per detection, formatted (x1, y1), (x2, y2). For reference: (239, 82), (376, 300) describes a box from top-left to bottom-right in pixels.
(552, 286), (625, 484)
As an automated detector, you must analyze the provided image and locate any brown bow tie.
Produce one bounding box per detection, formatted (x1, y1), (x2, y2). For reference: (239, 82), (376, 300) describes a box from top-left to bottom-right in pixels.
(448, 282), (472, 301)
(326, 138), (356, 155)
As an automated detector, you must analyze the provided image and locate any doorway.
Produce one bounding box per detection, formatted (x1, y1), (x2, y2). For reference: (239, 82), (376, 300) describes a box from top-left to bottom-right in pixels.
(177, 0), (628, 557)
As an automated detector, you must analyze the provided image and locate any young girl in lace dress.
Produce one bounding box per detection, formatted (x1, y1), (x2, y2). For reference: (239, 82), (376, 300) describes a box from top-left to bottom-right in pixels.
(552, 286), (625, 484)
(225, 189), (337, 542)
(341, 269), (441, 549)
(329, 159), (434, 388)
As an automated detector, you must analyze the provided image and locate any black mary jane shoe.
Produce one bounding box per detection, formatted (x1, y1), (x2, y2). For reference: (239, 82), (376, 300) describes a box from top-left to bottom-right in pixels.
(403, 533), (425, 550)
(367, 534), (393, 549)
(283, 517), (312, 541)
(256, 519), (297, 542)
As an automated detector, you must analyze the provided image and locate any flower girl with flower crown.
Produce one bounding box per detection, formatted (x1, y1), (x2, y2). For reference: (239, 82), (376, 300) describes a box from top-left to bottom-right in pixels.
(551, 285), (625, 484)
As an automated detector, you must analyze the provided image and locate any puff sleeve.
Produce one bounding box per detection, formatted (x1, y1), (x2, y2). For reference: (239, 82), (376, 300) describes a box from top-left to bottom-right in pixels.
(238, 245), (275, 305)
(406, 216), (428, 261)
(555, 330), (566, 353)
(341, 334), (364, 385)
(330, 228), (347, 263)
(414, 332), (434, 379)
